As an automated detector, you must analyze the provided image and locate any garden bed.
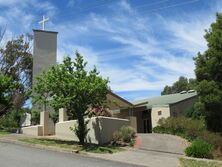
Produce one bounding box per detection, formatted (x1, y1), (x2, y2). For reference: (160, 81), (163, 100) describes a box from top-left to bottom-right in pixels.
(153, 117), (222, 160)
(19, 138), (124, 154)
(180, 158), (222, 167)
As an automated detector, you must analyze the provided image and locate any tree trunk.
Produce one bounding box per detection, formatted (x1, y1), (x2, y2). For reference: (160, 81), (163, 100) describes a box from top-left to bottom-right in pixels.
(78, 115), (85, 145)
(16, 109), (21, 134)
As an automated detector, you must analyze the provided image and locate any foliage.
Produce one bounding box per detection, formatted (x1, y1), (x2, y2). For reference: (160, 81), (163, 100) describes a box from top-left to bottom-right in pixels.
(153, 117), (222, 150)
(49, 111), (59, 124)
(199, 130), (222, 151)
(154, 117), (205, 140)
(161, 76), (196, 95)
(88, 106), (112, 117)
(81, 145), (123, 154)
(180, 158), (222, 167)
(185, 140), (213, 158)
(185, 103), (203, 119)
(30, 109), (40, 125)
(194, 13), (222, 132)
(0, 110), (19, 130)
(32, 51), (109, 145)
(19, 138), (123, 154)
(31, 109), (59, 125)
(0, 35), (32, 118)
(0, 74), (18, 117)
(0, 108), (29, 132)
(112, 126), (136, 146)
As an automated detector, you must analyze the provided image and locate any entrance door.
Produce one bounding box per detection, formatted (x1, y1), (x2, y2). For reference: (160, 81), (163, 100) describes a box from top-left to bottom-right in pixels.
(143, 119), (152, 133)
(142, 110), (152, 133)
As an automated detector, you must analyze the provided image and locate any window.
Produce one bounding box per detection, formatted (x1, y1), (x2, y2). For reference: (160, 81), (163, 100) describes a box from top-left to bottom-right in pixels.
(158, 111), (162, 116)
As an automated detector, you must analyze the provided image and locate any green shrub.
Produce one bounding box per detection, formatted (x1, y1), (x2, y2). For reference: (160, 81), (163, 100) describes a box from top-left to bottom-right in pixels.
(185, 140), (213, 158)
(200, 130), (222, 149)
(112, 126), (136, 146)
(0, 111), (19, 130)
(153, 126), (167, 134)
(154, 117), (206, 141)
(154, 117), (222, 156)
(155, 117), (222, 146)
(31, 109), (40, 125)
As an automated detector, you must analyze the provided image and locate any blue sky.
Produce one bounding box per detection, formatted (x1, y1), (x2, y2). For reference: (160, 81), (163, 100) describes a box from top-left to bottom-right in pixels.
(0, 0), (221, 101)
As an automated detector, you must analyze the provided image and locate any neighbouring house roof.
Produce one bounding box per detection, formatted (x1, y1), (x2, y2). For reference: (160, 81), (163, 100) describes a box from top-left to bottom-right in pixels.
(107, 91), (133, 111)
(133, 91), (197, 108)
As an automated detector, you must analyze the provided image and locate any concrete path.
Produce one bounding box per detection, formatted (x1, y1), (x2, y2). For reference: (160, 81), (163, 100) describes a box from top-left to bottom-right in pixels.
(138, 133), (189, 155)
(0, 142), (141, 167)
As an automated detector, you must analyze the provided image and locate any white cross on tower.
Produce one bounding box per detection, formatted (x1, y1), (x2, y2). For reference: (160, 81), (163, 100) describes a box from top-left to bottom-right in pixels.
(39, 16), (49, 30)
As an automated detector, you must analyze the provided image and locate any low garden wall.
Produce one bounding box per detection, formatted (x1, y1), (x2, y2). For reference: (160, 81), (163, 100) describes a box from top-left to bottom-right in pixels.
(21, 111), (55, 136)
(55, 116), (129, 144)
(21, 125), (43, 136)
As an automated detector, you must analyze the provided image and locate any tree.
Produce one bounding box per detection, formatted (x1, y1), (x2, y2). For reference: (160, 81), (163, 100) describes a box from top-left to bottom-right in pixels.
(0, 74), (18, 117)
(161, 76), (196, 95)
(194, 13), (222, 132)
(0, 35), (32, 119)
(33, 52), (109, 145)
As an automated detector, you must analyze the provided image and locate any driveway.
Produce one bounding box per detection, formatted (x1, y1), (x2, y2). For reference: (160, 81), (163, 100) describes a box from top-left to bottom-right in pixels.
(138, 133), (189, 155)
(0, 142), (141, 167)
(90, 134), (189, 167)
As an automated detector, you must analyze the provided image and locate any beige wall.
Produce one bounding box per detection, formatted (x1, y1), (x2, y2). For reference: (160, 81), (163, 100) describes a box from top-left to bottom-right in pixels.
(55, 116), (129, 144)
(40, 111), (55, 135)
(128, 116), (137, 132)
(21, 125), (43, 136)
(151, 106), (170, 128)
(21, 111), (55, 136)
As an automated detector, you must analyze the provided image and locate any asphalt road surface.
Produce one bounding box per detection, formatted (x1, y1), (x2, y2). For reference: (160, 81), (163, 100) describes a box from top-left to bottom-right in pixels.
(0, 142), (142, 167)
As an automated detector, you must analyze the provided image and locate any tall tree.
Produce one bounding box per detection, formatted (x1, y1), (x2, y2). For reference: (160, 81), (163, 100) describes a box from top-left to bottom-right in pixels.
(161, 76), (196, 95)
(0, 74), (18, 117)
(0, 35), (32, 119)
(194, 13), (222, 132)
(33, 52), (109, 145)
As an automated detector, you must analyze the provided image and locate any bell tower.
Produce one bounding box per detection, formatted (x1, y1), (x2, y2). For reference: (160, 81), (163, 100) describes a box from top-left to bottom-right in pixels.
(32, 29), (58, 85)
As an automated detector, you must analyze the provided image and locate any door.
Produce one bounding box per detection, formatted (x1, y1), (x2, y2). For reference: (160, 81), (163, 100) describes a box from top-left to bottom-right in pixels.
(142, 110), (152, 133)
(143, 119), (152, 133)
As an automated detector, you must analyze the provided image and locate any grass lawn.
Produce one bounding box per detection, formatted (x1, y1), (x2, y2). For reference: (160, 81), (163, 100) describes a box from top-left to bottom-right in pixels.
(0, 130), (10, 136)
(19, 138), (123, 154)
(180, 158), (222, 167)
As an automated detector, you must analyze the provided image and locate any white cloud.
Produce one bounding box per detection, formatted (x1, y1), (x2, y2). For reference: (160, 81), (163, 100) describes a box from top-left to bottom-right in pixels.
(1, 0), (221, 99)
(163, 17), (210, 55)
(54, 0), (218, 94)
(0, 0), (21, 6)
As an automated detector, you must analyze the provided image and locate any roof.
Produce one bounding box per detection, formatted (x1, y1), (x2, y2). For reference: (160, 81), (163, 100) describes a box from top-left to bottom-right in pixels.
(108, 91), (133, 107)
(33, 29), (58, 34)
(133, 91), (197, 107)
(106, 91), (133, 111)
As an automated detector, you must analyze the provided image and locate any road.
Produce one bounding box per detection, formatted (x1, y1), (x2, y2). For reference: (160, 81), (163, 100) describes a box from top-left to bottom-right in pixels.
(0, 142), (142, 167)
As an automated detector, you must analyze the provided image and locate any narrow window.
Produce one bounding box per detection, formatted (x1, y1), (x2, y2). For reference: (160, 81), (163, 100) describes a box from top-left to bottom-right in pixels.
(158, 111), (162, 116)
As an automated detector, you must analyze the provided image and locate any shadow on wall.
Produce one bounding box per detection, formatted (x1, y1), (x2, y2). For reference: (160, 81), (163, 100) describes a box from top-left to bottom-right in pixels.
(55, 116), (129, 144)
(92, 117), (102, 144)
